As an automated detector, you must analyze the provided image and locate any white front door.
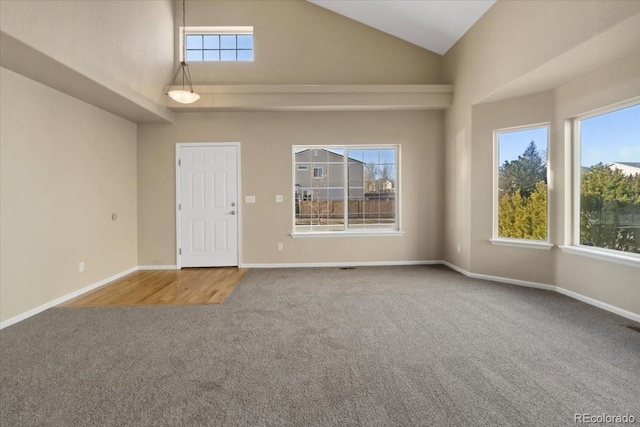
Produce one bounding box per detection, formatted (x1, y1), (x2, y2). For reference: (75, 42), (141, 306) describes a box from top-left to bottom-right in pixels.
(178, 145), (238, 267)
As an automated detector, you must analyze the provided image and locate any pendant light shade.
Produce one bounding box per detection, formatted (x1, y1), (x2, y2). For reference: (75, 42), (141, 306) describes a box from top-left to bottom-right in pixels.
(167, 88), (201, 104)
(166, 0), (200, 104)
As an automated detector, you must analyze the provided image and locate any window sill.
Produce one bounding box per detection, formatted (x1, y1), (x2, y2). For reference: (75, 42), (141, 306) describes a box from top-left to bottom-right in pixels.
(489, 239), (553, 250)
(559, 246), (640, 269)
(291, 231), (404, 238)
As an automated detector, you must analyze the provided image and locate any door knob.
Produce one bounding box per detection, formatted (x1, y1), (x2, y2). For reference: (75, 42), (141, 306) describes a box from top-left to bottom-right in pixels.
(231, 210), (236, 215)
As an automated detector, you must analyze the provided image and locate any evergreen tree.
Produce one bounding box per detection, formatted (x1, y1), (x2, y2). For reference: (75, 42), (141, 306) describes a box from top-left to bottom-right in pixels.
(580, 165), (640, 253)
(499, 141), (546, 198)
(498, 141), (548, 239)
(498, 181), (547, 240)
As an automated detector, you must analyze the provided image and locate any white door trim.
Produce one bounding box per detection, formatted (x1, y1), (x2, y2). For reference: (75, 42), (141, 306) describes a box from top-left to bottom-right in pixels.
(175, 142), (242, 269)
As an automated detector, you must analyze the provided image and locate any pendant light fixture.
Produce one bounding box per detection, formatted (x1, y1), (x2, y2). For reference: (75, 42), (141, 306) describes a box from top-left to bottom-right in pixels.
(166, 0), (200, 104)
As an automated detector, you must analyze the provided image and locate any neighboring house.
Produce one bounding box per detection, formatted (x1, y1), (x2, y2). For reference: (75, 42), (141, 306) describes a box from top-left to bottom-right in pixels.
(607, 162), (640, 175)
(295, 149), (364, 200)
(366, 178), (395, 196)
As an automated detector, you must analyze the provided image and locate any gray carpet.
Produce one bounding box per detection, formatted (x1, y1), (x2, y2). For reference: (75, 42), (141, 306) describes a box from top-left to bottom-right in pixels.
(1, 266), (639, 426)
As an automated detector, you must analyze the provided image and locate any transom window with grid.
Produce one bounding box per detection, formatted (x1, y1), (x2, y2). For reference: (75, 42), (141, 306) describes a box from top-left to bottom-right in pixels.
(293, 146), (399, 233)
(181, 27), (253, 62)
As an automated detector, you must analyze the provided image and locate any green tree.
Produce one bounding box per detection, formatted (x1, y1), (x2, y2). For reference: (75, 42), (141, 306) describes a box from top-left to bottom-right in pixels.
(527, 180), (548, 239)
(498, 141), (547, 239)
(499, 141), (546, 198)
(498, 181), (547, 240)
(580, 165), (640, 253)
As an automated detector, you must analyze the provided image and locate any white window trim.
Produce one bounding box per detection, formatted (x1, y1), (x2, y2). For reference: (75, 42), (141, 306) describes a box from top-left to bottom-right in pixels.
(489, 238), (553, 250)
(568, 97), (640, 268)
(312, 167), (324, 179)
(291, 231), (404, 238)
(292, 144), (401, 235)
(559, 245), (640, 269)
(492, 123), (551, 246)
(179, 26), (253, 62)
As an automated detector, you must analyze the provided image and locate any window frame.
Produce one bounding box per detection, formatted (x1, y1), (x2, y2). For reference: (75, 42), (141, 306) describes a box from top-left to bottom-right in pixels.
(567, 98), (640, 266)
(291, 145), (402, 237)
(491, 123), (553, 250)
(180, 26), (254, 62)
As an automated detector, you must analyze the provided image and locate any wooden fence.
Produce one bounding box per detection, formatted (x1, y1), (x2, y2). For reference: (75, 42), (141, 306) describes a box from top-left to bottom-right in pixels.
(297, 200), (395, 218)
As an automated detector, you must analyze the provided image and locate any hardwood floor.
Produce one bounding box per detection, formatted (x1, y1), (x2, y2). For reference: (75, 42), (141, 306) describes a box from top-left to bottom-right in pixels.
(62, 268), (248, 307)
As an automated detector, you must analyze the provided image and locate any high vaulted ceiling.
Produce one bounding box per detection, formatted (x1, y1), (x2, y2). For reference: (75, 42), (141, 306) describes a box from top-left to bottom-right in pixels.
(308, 0), (496, 55)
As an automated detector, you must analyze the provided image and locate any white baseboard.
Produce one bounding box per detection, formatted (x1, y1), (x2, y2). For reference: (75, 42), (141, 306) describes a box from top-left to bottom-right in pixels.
(0, 266), (138, 329)
(138, 265), (178, 270)
(554, 287), (640, 323)
(440, 261), (640, 323)
(3, 261), (637, 329)
(440, 261), (556, 292)
(240, 260), (441, 269)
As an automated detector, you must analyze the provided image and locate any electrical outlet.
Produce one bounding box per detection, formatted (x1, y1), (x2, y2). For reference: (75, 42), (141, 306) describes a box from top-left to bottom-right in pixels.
(457, 245), (461, 254)
(277, 243), (283, 251)
(245, 195), (256, 203)
(275, 195), (283, 203)
(79, 262), (85, 272)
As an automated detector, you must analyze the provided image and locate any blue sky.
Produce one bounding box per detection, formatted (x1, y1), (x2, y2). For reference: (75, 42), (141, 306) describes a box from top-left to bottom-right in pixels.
(498, 127), (548, 166)
(498, 103), (639, 167)
(581, 103), (640, 167)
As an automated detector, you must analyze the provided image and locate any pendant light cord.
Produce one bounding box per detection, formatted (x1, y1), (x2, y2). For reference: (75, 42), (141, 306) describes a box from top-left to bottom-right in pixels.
(167, 0), (198, 101)
(182, 0), (186, 64)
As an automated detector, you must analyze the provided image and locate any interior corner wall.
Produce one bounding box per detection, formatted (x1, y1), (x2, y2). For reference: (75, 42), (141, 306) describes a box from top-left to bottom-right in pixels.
(470, 91), (556, 285)
(137, 110), (444, 266)
(443, 0), (640, 316)
(442, 1), (640, 272)
(467, 79), (640, 315)
(552, 54), (640, 315)
(0, 67), (138, 323)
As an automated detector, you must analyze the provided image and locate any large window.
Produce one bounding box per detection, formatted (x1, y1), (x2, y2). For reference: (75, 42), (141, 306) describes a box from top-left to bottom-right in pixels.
(494, 125), (549, 242)
(181, 27), (253, 62)
(575, 101), (640, 256)
(293, 146), (399, 234)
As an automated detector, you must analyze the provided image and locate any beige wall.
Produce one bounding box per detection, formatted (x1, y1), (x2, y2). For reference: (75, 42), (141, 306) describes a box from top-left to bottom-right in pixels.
(444, 1), (640, 315)
(0, 67), (138, 322)
(0, 0), (174, 105)
(443, 0), (640, 271)
(137, 111), (444, 265)
(470, 91), (556, 285)
(179, 0), (442, 85)
(553, 54), (640, 314)
(3, 0), (637, 323)
(465, 56), (640, 314)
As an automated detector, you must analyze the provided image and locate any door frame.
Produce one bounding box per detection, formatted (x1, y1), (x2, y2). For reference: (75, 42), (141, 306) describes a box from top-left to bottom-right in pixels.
(175, 142), (242, 269)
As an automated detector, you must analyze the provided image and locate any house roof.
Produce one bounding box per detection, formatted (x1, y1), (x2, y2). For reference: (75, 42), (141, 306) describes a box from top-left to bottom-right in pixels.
(611, 162), (640, 168)
(295, 149), (364, 164)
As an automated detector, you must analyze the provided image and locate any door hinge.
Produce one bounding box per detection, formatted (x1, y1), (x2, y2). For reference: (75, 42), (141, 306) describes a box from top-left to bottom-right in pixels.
(178, 159), (181, 166)
(179, 248), (182, 255)
(178, 203), (181, 210)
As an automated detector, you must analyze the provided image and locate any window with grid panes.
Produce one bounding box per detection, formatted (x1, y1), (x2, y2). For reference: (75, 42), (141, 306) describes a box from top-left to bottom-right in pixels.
(182, 27), (253, 62)
(293, 146), (399, 233)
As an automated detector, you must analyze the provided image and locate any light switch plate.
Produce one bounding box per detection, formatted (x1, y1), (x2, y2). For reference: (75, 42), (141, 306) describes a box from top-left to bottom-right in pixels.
(275, 195), (283, 203)
(245, 195), (256, 203)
